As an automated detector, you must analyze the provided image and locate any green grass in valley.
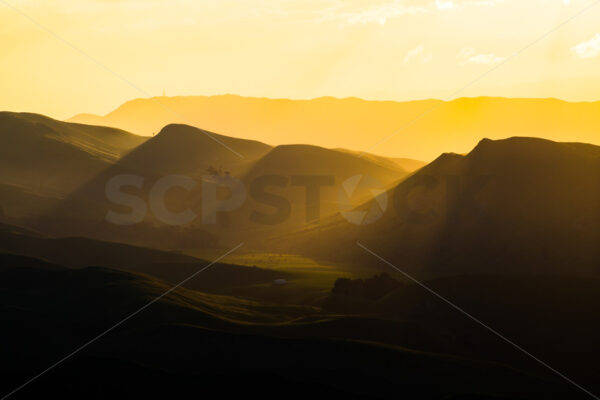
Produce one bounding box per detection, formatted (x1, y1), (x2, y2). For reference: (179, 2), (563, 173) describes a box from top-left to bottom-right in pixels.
(181, 250), (369, 304)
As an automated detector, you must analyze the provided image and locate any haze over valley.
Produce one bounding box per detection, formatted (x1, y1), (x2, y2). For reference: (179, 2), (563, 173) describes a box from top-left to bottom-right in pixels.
(2, 1), (600, 399)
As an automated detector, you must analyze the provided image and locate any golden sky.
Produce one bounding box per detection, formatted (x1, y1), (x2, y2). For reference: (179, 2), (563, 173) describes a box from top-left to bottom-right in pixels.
(1, 0), (600, 119)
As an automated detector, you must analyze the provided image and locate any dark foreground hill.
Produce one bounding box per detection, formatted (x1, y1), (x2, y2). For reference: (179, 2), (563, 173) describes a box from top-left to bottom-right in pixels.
(0, 254), (580, 400)
(0, 223), (289, 295)
(321, 273), (600, 393)
(0, 183), (61, 221)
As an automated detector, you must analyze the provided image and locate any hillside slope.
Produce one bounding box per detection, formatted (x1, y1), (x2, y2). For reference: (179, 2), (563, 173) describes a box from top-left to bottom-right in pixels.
(116, 123), (272, 176)
(32, 124), (272, 246)
(0, 254), (572, 399)
(0, 222), (290, 295)
(232, 144), (407, 240)
(334, 148), (426, 172)
(35, 127), (409, 248)
(0, 112), (146, 197)
(288, 137), (600, 279)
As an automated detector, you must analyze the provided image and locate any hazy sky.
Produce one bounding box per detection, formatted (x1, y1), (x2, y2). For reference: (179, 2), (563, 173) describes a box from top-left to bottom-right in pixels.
(2, 0), (600, 119)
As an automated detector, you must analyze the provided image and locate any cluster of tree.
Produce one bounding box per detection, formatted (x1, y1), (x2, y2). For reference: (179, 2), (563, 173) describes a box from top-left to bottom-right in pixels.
(332, 273), (402, 300)
(206, 165), (230, 178)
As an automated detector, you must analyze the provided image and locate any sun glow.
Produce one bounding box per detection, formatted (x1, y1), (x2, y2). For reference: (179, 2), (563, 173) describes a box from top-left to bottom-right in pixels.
(1, 0), (599, 120)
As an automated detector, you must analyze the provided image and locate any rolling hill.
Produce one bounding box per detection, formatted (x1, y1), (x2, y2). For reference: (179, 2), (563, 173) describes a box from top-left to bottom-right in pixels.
(0, 222), (291, 299)
(0, 112), (146, 197)
(31, 124), (272, 246)
(67, 95), (600, 160)
(334, 148), (426, 172)
(318, 273), (600, 393)
(0, 112), (150, 227)
(114, 123), (272, 177)
(4, 128), (600, 398)
(287, 137), (600, 279)
(246, 144), (406, 180)
(35, 125), (409, 248)
(0, 253), (576, 399)
(0, 183), (61, 222)
(210, 144), (410, 244)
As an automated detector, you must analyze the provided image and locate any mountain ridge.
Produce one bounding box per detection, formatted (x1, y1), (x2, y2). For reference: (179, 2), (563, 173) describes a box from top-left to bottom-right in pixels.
(66, 95), (600, 160)
(285, 136), (600, 279)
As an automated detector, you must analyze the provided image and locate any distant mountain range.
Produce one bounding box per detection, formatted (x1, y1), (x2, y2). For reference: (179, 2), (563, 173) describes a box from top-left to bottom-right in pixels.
(68, 95), (600, 160)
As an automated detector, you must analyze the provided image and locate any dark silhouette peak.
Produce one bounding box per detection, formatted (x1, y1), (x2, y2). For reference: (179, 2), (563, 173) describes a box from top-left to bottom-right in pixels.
(156, 123), (216, 140)
(113, 123), (271, 177)
(0, 111), (48, 120)
(475, 136), (554, 148)
(260, 144), (397, 171)
(413, 152), (465, 177)
(433, 152), (464, 162)
(471, 136), (582, 151)
(269, 143), (331, 155)
(467, 136), (600, 165)
(154, 124), (271, 151)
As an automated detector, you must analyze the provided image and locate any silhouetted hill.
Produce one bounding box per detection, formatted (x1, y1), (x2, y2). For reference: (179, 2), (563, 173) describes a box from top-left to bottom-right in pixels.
(288, 137), (600, 279)
(35, 127), (410, 248)
(318, 273), (600, 392)
(32, 124), (273, 246)
(119, 123), (272, 176)
(0, 222), (287, 295)
(67, 95), (600, 160)
(0, 222), (198, 267)
(0, 254), (573, 399)
(334, 148), (426, 172)
(0, 112), (146, 197)
(67, 112), (105, 126)
(0, 183), (61, 221)
(202, 144), (408, 245)
(247, 144), (406, 179)
(390, 157), (428, 172)
(243, 144), (406, 208)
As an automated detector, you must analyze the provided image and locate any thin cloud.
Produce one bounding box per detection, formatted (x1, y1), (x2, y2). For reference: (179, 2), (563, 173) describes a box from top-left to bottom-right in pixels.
(403, 44), (432, 64)
(571, 33), (600, 58)
(459, 47), (505, 64)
